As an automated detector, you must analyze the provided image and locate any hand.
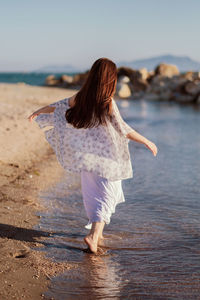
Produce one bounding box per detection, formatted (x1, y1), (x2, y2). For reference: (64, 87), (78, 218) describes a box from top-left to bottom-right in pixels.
(28, 106), (55, 122)
(27, 111), (40, 122)
(145, 141), (158, 156)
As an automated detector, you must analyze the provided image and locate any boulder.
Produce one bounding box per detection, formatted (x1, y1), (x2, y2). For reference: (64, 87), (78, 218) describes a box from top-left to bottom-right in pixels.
(147, 75), (171, 94)
(155, 63), (179, 77)
(183, 71), (200, 81)
(172, 93), (194, 103)
(159, 91), (173, 101)
(169, 75), (188, 90)
(146, 71), (155, 83)
(60, 74), (73, 84)
(138, 68), (149, 81)
(148, 74), (190, 95)
(116, 81), (131, 98)
(72, 71), (89, 86)
(195, 94), (200, 104)
(117, 66), (135, 79)
(132, 91), (145, 99)
(131, 79), (148, 92)
(144, 93), (161, 101)
(183, 81), (200, 95)
(118, 75), (130, 83)
(117, 67), (149, 92)
(45, 75), (60, 86)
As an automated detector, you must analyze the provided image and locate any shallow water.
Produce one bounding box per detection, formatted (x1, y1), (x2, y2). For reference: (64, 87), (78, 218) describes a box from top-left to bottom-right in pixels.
(35, 99), (200, 300)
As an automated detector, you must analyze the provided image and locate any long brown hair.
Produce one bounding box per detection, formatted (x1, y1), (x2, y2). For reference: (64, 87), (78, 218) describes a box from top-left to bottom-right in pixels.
(65, 57), (117, 128)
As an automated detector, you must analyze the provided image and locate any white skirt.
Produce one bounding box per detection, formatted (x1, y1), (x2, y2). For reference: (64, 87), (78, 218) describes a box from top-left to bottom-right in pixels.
(81, 170), (125, 229)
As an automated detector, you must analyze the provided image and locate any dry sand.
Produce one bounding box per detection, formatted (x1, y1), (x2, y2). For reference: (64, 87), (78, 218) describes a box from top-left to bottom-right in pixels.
(0, 83), (78, 300)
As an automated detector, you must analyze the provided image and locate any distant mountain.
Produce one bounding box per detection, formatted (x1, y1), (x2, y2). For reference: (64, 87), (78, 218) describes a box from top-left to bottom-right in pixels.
(33, 64), (83, 73)
(117, 54), (200, 72)
(32, 54), (200, 74)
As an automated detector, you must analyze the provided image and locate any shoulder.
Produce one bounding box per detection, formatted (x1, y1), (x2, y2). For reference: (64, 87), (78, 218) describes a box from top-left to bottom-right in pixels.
(111, 97), (118, 106)
(68, 96), (75, 108)
(49, 97), (70, 109)
(111, 97), (118, 112)
(68, 92), (78, 108)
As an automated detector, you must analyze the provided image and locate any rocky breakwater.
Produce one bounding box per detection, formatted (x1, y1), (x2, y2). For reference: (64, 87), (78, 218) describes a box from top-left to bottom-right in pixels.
(45, 71), (90, 89)
(116, 64), (200, 104)
(44, 63), (200, 104)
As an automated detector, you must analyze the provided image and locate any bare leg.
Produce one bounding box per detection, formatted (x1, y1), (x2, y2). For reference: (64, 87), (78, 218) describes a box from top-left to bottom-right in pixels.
(84, 221), (105, 253)
(98, 224), (105, 242)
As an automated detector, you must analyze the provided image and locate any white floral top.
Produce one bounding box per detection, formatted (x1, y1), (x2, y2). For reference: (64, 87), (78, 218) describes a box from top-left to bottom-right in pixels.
(34, 97), (133, 181)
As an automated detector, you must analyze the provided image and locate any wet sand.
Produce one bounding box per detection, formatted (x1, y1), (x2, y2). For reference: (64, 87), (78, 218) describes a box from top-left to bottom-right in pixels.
(0, 83), (77, 299)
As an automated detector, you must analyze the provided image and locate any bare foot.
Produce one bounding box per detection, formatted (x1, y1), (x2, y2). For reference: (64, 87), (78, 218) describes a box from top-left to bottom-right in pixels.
(98, 235), (104, 240)
(84, 235), (98, 253)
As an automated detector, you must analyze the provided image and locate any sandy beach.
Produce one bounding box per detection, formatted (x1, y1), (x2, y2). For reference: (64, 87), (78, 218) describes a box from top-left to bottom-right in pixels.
(0, 83), (78, 299)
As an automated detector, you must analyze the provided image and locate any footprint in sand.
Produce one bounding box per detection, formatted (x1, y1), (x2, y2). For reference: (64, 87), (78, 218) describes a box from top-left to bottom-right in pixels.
(11, 249), (30, 258)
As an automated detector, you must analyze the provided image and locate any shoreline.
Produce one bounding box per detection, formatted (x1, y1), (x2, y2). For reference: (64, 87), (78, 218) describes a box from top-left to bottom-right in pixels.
(0, 83), (77, 299)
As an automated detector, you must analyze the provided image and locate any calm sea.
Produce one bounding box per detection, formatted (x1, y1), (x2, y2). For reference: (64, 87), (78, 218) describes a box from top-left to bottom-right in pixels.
(0, 72), (77, 86)
(34, 99), (200, 299)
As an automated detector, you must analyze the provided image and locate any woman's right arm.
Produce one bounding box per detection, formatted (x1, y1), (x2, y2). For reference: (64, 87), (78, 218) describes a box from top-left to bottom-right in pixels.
(28, 105), (55, 122)
(126, 130), (158, 157)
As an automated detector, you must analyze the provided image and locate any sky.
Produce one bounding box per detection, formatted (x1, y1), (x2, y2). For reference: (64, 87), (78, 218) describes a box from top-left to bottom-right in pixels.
(0, 0), (200, 72)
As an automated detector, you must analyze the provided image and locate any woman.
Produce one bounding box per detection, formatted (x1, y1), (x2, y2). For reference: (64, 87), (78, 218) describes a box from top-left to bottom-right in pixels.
(28, 58), (158, 253)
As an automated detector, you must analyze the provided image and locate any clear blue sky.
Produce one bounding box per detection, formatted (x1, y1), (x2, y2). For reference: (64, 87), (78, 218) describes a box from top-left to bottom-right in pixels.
(0, 0), (200, 71)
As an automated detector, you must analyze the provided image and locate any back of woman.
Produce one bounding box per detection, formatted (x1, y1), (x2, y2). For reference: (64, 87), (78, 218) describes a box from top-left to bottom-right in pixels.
(28, 57), (158, 253)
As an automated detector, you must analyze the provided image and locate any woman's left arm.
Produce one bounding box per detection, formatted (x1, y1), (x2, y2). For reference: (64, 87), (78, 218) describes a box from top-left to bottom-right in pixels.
(111, 98), (158, 157)
(127, 130), (158, 157)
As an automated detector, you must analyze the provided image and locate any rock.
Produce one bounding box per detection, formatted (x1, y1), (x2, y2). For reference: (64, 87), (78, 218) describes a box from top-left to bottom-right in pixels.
(146, 71), (155, 83)
(45, 74), (55, 82)
(169, 75), (188, 90)
(72, 71), (89, 86)
(116, 82), (131, 98)
(132, 91), (145, 99)
(155, 63), (179, 77)
(117, 66), (135, 79)
(184, 81), (200, 95)
(144, 93), (161, 101)
(117, 67), (149, 92)
(147, 74), (189, 96)
(159, 91), (173, 101)
(45, 75), (59, 86)
(183, 71), (200, 81)
(149, 70), (155, 77)
(56, 74), (74, 88)
(195, 94), (200, 104)
(132, 79), (148, 92)
(60, 74), (73, 84)
(138, 68), (149, 81)
(118, 76), (130, 83)
(172, 93), (194, 103)
(17, 82), (26, 85)
(147, 75), (170, 94)
(43, 65), (200, 106)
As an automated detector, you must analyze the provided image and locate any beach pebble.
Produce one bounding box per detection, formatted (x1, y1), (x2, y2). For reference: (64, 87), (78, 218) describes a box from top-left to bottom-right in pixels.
(4, 206), (11, 210)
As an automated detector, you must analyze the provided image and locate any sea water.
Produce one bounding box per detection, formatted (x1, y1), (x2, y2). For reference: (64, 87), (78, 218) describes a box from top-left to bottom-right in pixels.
(0, 72), (76, 86)
(35, 99), (200, 299)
